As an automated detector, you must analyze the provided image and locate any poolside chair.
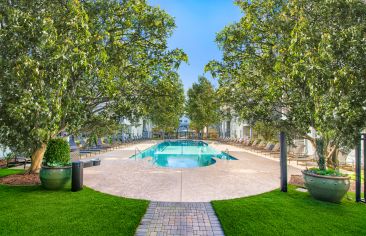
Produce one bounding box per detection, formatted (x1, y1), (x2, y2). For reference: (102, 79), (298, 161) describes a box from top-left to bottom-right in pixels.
(337, 150), (353, 171)
(288, 144), (311, 164)
(80, 139), (87, 148)
(264, 143), (281, 157)
(241, 139), (251, 148)
(232, 138), (241, 146)
(243, 139), (260, 149)
(69, 135), (78, 152)
(250, 141), (267, 152)
(258, 143), (275, 154)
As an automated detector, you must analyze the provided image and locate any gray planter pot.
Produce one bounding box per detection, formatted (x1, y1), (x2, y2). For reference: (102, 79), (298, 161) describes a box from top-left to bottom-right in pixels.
(302, 170), (350, 203)
(40, 166), (71, 190)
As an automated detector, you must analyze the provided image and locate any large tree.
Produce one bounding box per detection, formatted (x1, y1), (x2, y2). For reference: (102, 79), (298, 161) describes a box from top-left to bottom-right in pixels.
(206, 0), (366, 169)
(147, 72), (185, 134)
(0, 0), (187, 173)
(186, 76), (220, 137)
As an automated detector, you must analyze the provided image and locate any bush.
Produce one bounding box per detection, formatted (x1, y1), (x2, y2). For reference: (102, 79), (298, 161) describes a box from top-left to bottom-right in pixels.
(43, 139), (71, 167)
(306, 168), (347, 177)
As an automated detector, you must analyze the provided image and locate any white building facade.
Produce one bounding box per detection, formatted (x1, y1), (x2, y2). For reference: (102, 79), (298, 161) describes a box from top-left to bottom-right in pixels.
(120, 118), (153, 139)
(219, 117), (252, 140)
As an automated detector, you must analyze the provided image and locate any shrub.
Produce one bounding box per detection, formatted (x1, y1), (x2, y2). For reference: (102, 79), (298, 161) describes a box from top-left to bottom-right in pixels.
(43, 139), (71, 167)
(307, 168), (347, 177)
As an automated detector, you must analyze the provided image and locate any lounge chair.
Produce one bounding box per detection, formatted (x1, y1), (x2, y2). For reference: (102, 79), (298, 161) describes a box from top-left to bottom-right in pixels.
(288, 144), (311, 164)
(240, 139), (251, 148)
(258, 143), (275, 154)
(337, 150), (353, 170)
(250, 141), (267, 152)
(243, 139), (260, 149)
(264, 143), (281, 157)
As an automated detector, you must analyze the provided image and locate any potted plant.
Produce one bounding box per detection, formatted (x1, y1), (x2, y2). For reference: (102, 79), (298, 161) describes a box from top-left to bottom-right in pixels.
(302, 138), (350, 203)
(40, 138), (71, 190)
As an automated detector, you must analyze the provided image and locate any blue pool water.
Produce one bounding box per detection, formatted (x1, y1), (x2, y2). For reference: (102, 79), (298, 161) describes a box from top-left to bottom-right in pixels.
(131, 140), (236, 168)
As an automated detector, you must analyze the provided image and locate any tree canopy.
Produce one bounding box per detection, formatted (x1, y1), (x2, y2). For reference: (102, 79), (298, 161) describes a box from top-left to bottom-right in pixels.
(206, 0), (366, 169)
(0, 0), (187, 172)
(186, 76), (220, 136)
(147, 72), (185, 133)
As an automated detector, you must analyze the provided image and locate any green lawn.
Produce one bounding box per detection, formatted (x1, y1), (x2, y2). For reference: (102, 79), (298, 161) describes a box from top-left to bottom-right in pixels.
(0, 169), (149, 236)
(0, 168), (25, 177)
(212, 186), (366, 236)
(349, 172), (364, 182)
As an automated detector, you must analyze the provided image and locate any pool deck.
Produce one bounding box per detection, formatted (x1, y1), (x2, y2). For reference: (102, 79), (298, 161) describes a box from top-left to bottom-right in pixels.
(82, 140), (303, 202)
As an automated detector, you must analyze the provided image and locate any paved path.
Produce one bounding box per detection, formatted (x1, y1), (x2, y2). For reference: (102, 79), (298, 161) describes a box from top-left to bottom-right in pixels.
(135, 202), (224, 236)
(83, 141), (302, 202)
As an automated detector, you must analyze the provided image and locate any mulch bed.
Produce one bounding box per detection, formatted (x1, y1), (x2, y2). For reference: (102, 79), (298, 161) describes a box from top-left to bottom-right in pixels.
(289, 174), (358, 193)
(289, 175), (305, 188)
(0, 174), (40, 186)
(0, 160), (7, 167)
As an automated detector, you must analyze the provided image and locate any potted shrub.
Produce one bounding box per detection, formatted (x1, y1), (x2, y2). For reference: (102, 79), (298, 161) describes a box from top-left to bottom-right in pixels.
(302, 138), (350, 203)
(40, 138), (71, 190)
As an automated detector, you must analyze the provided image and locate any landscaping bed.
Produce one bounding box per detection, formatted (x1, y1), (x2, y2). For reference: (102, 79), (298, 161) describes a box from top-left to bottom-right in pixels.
(0, 168), (39, 186)
(0, 168), (26, 177)
(0, 173), (40, 185)
(212, 185), (366, 236)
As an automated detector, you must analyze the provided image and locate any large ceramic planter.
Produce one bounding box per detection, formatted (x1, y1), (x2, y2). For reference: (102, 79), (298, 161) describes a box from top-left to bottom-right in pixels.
(302, 170), (350, 203)
(40, 166), (72, 190)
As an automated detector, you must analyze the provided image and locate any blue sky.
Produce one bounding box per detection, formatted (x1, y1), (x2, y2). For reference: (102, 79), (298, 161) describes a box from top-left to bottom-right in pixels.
(149, 0), (242, 91)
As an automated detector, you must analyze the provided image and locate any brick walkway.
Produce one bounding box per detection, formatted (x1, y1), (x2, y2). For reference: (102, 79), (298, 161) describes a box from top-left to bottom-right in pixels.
(135, 202), (225, 236)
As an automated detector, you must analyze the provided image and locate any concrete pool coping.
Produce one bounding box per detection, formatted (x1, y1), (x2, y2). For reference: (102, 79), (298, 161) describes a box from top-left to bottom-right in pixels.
(83, 140), (303, 202)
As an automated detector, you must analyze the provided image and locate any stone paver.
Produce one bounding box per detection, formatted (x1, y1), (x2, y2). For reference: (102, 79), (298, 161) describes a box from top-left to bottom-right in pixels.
(83, 140), (302, 202)
(135, 202), (224, 236)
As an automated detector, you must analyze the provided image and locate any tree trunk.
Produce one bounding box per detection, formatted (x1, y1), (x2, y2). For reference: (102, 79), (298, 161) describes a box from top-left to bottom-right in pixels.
(326, 145), (338, 169)
(316, 138), (326, 170)
(29, 143), (47, 174)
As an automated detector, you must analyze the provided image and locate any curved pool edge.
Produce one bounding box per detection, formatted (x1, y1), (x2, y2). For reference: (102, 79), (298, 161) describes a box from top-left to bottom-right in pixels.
(82, 140), (302, 202)
(130, 139), (236, 168)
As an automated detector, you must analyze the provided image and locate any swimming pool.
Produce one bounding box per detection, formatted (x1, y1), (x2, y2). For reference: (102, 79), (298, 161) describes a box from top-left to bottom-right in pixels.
(131, 140), (236, 168)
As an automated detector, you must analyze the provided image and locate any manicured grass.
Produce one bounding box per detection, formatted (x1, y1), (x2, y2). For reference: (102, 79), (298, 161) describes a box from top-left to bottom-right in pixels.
(0, 174), (149, 236)
(0, 168), (25, 177)
(349, 172), (364, 182)
(212, 186), (366, 236)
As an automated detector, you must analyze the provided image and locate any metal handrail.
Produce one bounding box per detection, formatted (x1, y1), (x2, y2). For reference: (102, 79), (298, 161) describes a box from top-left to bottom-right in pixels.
(134, 147), (142, 159)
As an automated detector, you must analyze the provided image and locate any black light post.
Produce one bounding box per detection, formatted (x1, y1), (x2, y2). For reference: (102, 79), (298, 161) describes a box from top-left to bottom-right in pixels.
(355, 135), (361, 202)
(354, 133), (366, 203)
(280, 131), (287, 192)
(363, 134), (366, 200)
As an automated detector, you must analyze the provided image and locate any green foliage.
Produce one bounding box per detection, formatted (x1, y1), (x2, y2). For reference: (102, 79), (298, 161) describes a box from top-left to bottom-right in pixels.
(147, 72), (185, 132)
(186, 76), (220, 133)
(0, 0), (187, 169)
(306, 168), (347, 177)
(253, 122), (279, 142)
(3, 152), (15, 163)
(78, 115), (121, 142)
(0, 0), (91, 158)
(43, 139), (70, 167)
(206, 0), (366, 167)
(212, 186), (366, 236)
(0, 168), (25, 177)
(0, 185), (148, 236)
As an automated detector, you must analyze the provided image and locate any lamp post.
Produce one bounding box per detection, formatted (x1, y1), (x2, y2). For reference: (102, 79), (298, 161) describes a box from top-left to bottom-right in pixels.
(280, 110), (288, 192)
(355, 131), (366, 203)
(280, 131), (287, 192)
